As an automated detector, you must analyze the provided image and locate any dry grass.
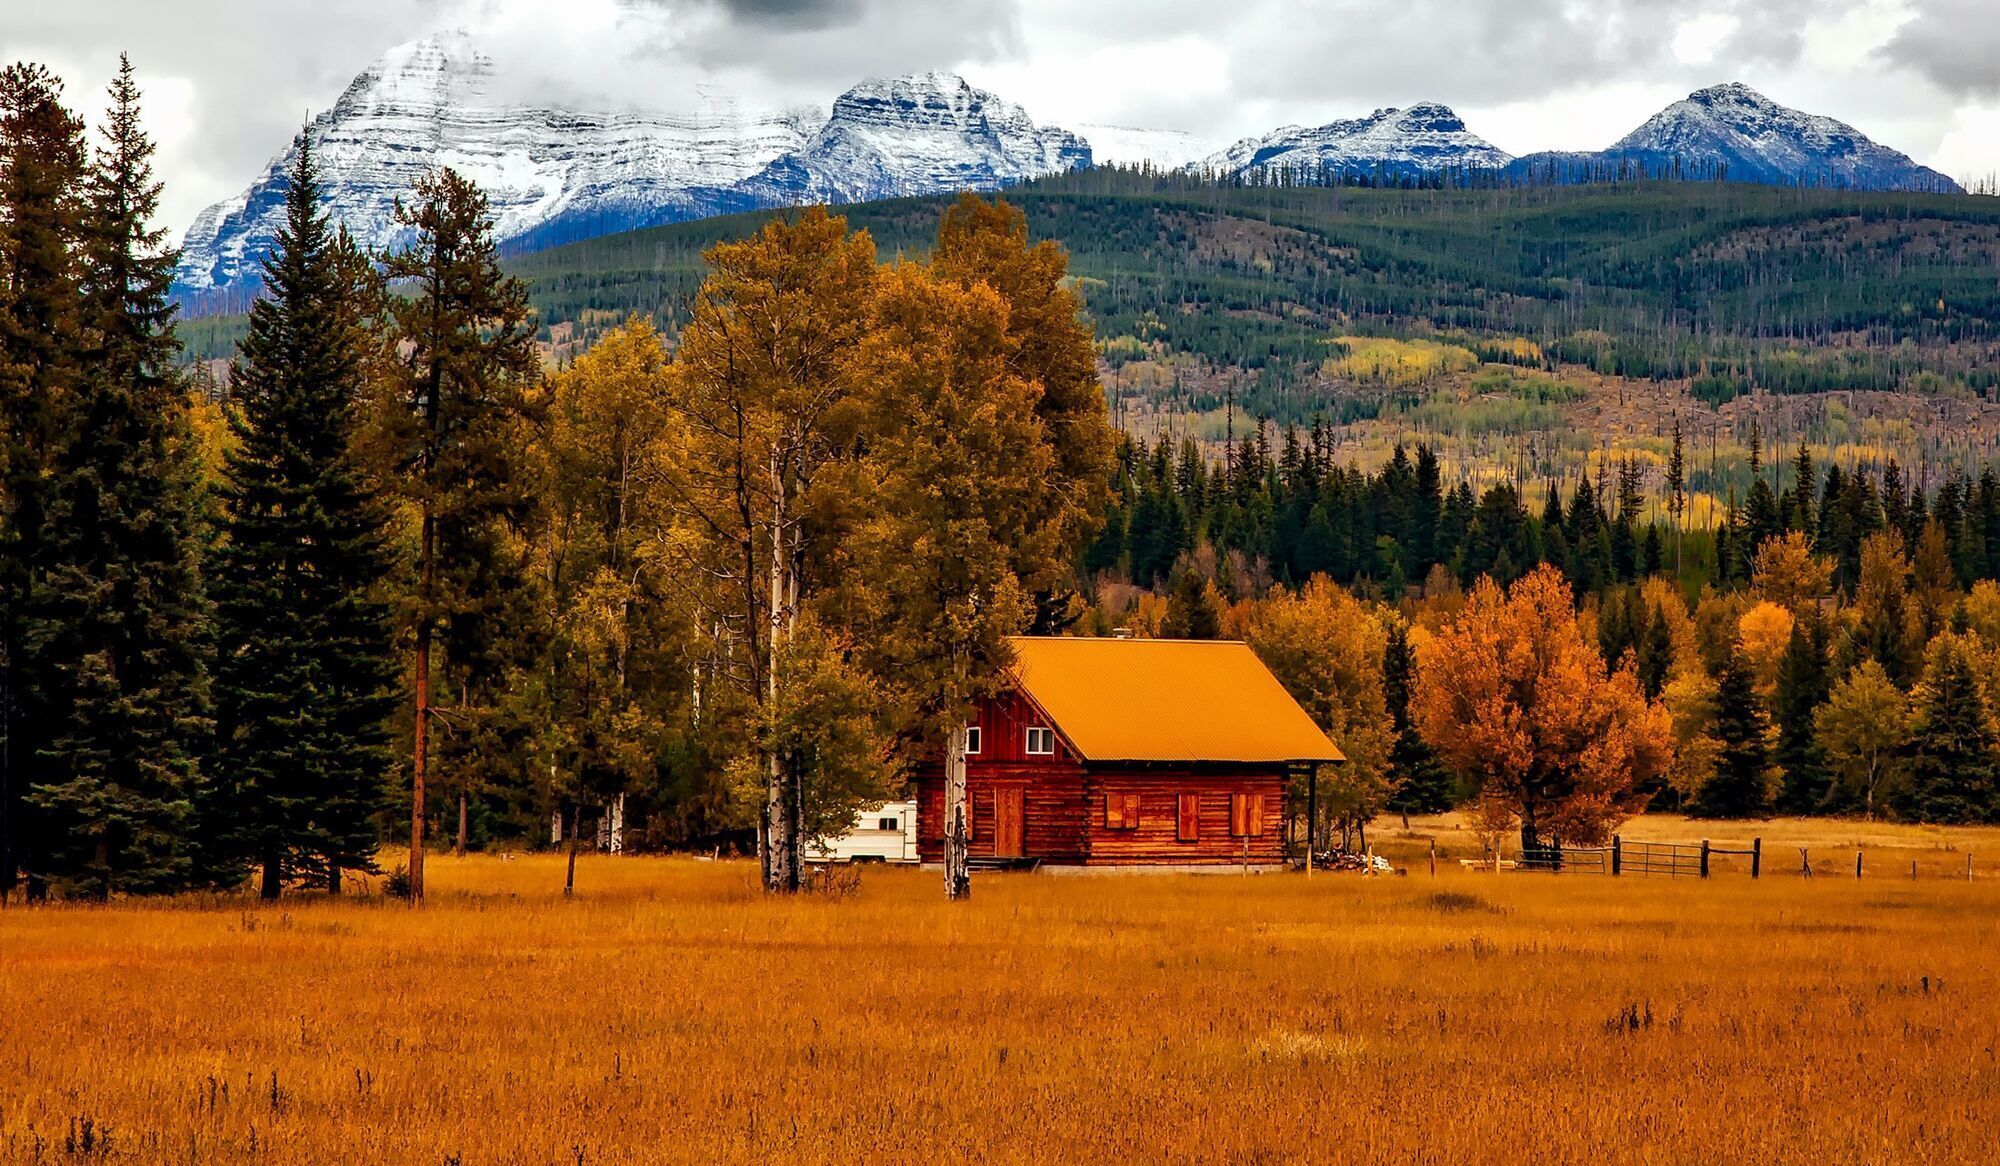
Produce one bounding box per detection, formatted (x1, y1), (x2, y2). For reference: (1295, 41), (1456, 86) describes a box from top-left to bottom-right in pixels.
(5, 823), (2000, 1164)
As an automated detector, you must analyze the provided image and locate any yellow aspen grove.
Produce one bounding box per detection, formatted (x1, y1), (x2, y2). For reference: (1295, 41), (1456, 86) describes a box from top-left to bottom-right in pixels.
(650, 208), (877, 894)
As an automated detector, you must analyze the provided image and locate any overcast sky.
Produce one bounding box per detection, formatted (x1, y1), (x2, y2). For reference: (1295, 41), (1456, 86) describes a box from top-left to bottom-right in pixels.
(7, 0), (1998, 237)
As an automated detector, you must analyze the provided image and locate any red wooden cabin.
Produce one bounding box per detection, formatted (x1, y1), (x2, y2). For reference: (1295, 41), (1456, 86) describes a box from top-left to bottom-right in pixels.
(913, 637), (1344, 868)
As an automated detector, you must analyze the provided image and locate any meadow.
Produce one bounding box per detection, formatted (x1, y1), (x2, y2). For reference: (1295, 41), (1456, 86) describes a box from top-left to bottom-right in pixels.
(4, 817), (1998, 1165)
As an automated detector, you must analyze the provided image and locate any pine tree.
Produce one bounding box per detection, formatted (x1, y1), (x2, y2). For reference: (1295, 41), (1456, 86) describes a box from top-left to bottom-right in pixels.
(1773, 610), (1832, 812)
(377, 167), (541, 902)
(1692, 648), (1772, 818)
(1162, 570), (1222, 639)
(1666, 419), (1687, 574)
(1899, 635), (1997, 824)
(25, 57), (212, 897)
(0, 62), (89, 901)
(1383, 621), (1454, 813)
(211, 131), (398, 898)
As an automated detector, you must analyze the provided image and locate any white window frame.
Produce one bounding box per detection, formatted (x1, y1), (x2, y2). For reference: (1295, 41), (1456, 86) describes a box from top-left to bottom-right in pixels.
(964, 725), (982, 755)
(1025, 726), (1055, 756)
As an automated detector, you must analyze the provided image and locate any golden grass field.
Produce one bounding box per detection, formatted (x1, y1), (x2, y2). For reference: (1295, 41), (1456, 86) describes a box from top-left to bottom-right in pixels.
(5, 815), (1999, 1165)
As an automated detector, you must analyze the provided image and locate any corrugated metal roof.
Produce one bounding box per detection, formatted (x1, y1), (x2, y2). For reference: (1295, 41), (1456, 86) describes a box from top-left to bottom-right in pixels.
(1007, 637), (1346, 764)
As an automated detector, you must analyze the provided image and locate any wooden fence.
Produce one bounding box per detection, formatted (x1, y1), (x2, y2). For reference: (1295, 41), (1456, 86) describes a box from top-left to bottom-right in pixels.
(1512, 837), (1764, 878)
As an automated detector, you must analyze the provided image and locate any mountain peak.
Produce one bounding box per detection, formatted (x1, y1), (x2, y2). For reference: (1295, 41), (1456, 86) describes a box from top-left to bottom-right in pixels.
(1607, 83), (1960, 192)
(1201, 101), (1510, 178)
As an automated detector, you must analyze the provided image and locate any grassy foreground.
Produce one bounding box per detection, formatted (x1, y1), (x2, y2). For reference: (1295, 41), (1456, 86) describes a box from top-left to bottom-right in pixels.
(5, 821), (1999, 1164)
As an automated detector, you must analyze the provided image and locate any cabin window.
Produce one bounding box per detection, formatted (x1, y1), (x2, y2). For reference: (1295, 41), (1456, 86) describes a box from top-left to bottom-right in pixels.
(1177, 793), (1200, 842)
(1104, 792), (1141, 830)
(877, 817), (899, 832)
(964, 725), (982, 755)
(1025, 726), (1055, 755)
(1229, 793), (1267, 838)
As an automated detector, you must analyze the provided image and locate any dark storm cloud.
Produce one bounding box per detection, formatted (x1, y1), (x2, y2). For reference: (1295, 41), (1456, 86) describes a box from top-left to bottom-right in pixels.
(1881, 0), (2000, 100)
(710, 0), (866, 26)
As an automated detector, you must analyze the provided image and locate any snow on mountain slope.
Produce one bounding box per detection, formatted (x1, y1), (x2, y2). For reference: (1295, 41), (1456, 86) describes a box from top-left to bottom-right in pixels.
(1074, 124), (1230, 171)
(1607, 83), (1960, 191)
(177, 29), (821, 291)
(736, 71), (1089, 206)
(1197, 103), (1513, 179)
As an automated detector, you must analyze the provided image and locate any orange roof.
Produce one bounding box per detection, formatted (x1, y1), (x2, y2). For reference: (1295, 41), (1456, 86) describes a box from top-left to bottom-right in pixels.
(1006, 637), (1345, 764)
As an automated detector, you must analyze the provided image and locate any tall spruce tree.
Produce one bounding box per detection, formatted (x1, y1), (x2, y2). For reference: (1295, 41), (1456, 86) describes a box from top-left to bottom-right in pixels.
(1692, 647), (1773, 818)
(212, 132), (398, 898)
(1383, 620), (1454, 813)
(24, 57), (212, 897)
(0, 62), (88, 901)
(1899, 636), (1997, 824)
(377, 167), (540, 902)
(1773, 610), (1832, 812)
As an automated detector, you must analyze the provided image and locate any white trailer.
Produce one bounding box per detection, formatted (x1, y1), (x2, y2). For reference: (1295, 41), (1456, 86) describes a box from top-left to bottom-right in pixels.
(803, 800), (919, 864)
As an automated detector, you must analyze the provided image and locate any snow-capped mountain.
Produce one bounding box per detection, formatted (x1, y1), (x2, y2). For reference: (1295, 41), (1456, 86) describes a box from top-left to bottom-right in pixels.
(1504, 83), (1961, 192)
(176, 40), (1089, 294)
(736, 71), (1090, 206)
(1196, 103), (1513, 180)
(177, 30), (825, 292)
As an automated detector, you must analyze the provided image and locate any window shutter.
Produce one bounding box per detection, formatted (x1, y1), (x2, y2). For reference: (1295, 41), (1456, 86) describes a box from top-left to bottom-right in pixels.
(1123, 793), (1142, 829)
(1105, 793), (1125, 830)
(1177, 793), (1199, 841)
(1249, 793), (1267, 837)
(1229, 793), (1246, 837)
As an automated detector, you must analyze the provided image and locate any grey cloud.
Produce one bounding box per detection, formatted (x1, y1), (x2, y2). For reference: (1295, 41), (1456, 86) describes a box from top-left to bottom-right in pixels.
(1217, 0), (1848, 112)
(1880, 0), (2000, 99)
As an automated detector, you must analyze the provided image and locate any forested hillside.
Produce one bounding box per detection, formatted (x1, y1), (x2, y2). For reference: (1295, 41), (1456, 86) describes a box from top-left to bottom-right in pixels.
(502, 172), (2000, 407)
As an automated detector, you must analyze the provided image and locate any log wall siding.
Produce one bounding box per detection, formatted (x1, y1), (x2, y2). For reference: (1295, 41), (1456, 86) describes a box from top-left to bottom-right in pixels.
(914, 760), (1289, 865)
(1082, 768), (1289, 865)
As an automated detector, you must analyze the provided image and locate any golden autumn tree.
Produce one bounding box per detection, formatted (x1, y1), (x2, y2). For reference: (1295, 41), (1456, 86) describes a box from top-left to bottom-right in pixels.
(1413, 565), (1672, 850)
(1231, 577), (1396, 849)
(829, 262), (1057, 899)
(647, 208), (878, 894)
(532, 317), (691, 860)
(1750, 531), (1833, 613)
(928, 194), (1114, 630)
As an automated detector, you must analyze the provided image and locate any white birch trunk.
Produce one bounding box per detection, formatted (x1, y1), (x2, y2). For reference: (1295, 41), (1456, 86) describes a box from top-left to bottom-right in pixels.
(609, 794), (625, 855)
(944, 727), (970, 901)
(763, 450), (796, 893)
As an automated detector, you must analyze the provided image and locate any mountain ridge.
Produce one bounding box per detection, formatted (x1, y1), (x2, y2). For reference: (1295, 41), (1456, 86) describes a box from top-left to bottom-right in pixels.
(174, 33), (1969, 302)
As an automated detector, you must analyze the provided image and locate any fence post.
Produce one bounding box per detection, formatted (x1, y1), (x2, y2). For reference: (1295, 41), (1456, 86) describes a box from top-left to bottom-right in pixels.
(1800, 847), (1812, 878)
(1856, 850), (1863, 879)
(1611, 835), (1622, 877)
(1911, 859), (1918, 880)
(1751, 837), (1761, 880)
(1429, 838), (1437, 878)
(1700, 839), (1711, 879)
(1970, 853), (1976, 882)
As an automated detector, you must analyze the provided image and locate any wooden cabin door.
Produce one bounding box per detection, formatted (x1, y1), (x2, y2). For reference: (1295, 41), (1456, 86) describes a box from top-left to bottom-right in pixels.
(993, 787), (1026, 857)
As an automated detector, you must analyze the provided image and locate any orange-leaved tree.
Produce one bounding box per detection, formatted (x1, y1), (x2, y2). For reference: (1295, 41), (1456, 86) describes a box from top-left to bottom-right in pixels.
(1413, 565), (1671, 851)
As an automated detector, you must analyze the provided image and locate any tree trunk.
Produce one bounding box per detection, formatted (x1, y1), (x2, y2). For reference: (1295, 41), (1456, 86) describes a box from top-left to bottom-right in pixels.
(260, 845), (282, 901)
(944, 729), (970, 901)
(94, 837), (111, 902)
(609, 793), (624, 855)
(410, 506), (434, 905)
(1519, 803), (1542, 856)
(326, 863), (341, 895)
(564, 803), (579, 898)
(455, 790), (468, 857)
